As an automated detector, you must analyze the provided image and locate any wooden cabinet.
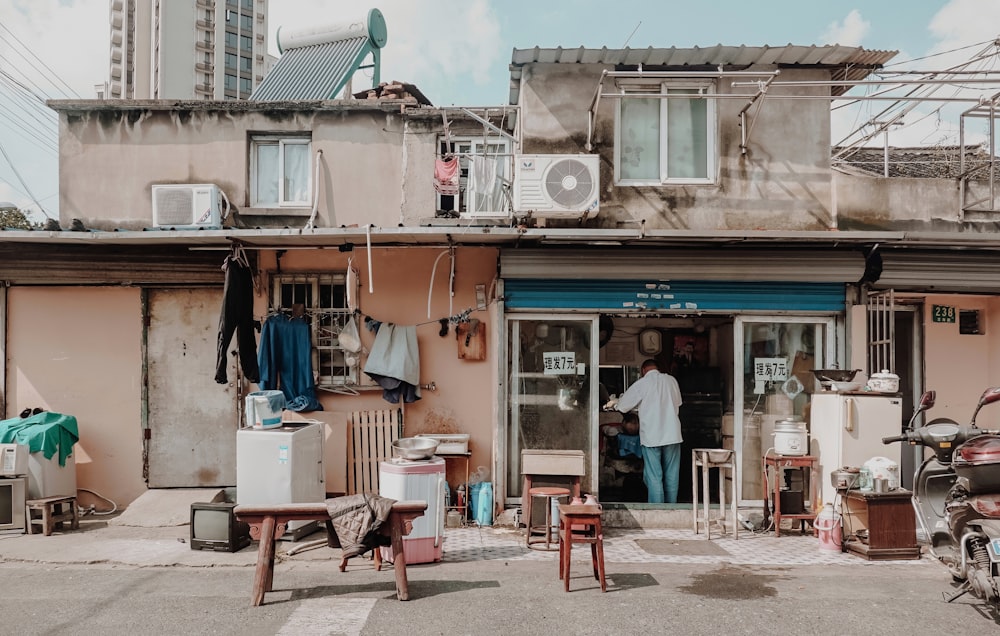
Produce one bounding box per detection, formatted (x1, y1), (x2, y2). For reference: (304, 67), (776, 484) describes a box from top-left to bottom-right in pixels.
(841, 489), (921, 560)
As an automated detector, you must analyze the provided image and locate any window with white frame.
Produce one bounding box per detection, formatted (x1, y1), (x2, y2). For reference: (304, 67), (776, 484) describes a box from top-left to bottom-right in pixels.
(251, 135), (312, 208)
(437, 136), (512, 215)
(614, 81), (716, 185)
(271, 272), (359, 388)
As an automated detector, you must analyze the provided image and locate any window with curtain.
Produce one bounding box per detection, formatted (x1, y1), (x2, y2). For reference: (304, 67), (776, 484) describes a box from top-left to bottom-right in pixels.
(250, 136), (312, 208)
(615, 81), (716, 184)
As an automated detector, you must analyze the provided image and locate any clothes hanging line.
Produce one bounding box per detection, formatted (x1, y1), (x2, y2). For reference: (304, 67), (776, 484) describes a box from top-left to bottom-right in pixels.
(259, 306), (478, 329)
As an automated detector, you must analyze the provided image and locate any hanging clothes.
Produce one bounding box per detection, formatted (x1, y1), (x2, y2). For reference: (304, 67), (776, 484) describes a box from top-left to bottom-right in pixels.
(257, 314), (322, 412)
(363, 323), (422, 404)
(433, 156), (460, 196)
(215, 254), (260, 384)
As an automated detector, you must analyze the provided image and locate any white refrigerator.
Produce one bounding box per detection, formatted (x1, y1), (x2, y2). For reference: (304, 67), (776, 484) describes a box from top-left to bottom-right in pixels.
(810, 392), (903, 506)
(236, 422), (325, 540)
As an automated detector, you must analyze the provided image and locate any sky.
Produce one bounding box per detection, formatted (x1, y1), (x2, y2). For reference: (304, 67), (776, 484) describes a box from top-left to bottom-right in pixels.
(1, 0), (999, 220)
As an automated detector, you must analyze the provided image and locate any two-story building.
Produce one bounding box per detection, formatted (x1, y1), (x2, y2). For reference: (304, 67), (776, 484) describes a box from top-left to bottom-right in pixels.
(3, 40), (1000, 528)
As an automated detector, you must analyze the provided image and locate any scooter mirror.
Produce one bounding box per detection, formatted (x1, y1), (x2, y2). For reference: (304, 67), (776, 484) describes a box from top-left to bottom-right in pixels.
(919, 391), (936, 410)
(981, 387), (1000, 406)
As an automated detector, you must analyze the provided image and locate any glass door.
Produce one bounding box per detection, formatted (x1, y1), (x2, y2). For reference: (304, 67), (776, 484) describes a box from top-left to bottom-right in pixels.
(506, 315), (599, 500)
(734, 317), (836, 506)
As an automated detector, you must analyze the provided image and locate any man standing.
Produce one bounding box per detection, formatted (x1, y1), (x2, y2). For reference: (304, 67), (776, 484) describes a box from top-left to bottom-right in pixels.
(613, 359), (683, 503)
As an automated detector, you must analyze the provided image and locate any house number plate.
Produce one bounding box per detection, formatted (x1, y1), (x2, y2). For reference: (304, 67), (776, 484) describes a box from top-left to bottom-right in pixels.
(932, 305), (955, 323)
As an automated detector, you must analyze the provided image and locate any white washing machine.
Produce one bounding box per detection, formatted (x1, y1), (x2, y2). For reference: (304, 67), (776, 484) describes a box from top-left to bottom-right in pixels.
(378, 456), (445, 564)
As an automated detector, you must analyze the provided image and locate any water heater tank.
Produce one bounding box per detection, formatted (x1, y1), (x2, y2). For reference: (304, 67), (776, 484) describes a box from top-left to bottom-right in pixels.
(277, 8), (387, 52)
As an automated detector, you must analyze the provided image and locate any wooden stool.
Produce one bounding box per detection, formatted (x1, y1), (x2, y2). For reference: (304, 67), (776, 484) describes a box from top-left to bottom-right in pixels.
(557, 503), (606, 592)
(26, 496), (79, 536)
(526, 486), (570, 551)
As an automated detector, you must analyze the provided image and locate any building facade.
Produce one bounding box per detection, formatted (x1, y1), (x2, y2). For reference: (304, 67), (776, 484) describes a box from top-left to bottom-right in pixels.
(5, 40), (1000, 526)
(108, 0), (270, 100)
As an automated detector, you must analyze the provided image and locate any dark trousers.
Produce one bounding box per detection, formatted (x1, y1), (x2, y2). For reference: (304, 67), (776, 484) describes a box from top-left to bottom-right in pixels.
(215, 257), (260, 384)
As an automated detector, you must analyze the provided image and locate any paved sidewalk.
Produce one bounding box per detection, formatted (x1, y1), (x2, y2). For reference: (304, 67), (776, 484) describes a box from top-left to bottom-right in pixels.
(0, 514), (931, 570)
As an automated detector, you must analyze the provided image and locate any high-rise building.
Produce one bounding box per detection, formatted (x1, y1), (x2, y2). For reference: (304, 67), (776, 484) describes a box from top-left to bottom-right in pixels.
(107, 0), (271, 100)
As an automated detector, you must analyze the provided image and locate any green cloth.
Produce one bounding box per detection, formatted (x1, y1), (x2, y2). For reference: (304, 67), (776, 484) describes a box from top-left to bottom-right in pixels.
(0, 412), (79, 466)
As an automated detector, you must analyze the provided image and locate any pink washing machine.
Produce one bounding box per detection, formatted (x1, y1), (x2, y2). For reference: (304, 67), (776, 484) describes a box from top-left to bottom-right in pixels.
(378, 456), (445, 564)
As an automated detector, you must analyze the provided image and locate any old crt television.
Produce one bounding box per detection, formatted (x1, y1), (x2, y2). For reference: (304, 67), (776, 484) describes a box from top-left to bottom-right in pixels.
(0, 443), (28, 477)
(0, 477), (27, 533)
(190, 502), (251, 552)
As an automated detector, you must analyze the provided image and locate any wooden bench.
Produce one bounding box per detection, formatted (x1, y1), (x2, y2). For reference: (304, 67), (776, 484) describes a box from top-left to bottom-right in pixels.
(234, 500), (427, 606)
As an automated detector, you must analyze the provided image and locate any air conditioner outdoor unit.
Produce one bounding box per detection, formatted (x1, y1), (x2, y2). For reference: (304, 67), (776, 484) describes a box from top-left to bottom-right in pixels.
(152, 184), (224, 229)
(513, 154), (600, 219)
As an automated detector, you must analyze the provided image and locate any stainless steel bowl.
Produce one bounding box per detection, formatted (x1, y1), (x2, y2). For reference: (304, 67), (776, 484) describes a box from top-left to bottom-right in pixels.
(392, 437), (439, 460)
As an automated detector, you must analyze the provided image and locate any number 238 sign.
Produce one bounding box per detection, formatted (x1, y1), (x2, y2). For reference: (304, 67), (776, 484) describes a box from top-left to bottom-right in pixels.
(932, 305), (955, 323)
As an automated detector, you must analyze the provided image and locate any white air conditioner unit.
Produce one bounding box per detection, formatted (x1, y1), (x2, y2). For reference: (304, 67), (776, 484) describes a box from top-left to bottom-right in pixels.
(152, 184), (224, 229)
(513, 154), (600, 219)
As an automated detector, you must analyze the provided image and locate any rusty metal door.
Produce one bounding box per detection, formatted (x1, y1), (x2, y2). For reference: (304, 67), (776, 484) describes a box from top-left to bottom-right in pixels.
(146, 288), (238, 487)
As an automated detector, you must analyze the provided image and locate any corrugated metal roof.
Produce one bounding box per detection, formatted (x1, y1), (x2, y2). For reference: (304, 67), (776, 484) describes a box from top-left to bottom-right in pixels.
(509, 44), (897, 103)
(251, 36), (370, 101)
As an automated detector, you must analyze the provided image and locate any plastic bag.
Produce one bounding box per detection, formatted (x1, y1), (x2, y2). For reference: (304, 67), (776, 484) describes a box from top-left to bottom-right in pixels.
(469, 466), (490, 485)
(339, 315), (362, 353)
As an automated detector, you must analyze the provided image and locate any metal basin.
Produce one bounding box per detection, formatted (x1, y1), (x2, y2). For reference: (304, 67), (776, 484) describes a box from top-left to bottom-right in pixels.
(812, 369), (861, 383)
(392, 437), (439, 460)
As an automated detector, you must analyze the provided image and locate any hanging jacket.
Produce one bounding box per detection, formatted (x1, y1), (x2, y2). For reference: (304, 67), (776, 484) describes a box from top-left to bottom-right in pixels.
(257, 314), (322, 411)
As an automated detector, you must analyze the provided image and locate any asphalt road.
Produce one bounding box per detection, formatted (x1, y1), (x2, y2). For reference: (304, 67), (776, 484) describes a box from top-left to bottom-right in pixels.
(1, 558), (997, 635)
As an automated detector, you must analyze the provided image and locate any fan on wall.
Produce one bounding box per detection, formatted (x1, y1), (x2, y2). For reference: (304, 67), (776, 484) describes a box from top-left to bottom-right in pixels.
(545, 157), (597, 209)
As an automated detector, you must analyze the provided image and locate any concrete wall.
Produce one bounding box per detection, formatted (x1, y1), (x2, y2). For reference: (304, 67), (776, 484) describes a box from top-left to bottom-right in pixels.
(252, 246), (500, 489)
(922, 293), (999, 423)
(834, 172), (962, 231)
(6, 287), (146, 510)
(516, 64), (835, 230)
(56, 104), (444, 231)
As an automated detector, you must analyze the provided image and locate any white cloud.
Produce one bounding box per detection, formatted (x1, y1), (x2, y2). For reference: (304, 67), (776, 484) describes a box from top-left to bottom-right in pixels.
(928, 0), (1000, 55)
(820, 9), (870, 46)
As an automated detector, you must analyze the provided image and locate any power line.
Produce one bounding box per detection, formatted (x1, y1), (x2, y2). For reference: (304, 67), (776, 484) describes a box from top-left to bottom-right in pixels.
(0, 20), (80, 98)
(0, 138), (51, 219)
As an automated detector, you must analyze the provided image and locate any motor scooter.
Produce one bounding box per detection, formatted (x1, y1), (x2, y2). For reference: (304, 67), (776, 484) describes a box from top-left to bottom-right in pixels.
(883, 387), (1000, 603)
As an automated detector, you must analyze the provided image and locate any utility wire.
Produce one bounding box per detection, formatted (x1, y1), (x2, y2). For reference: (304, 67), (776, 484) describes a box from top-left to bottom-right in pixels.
(0, 20), (80, 98)
(0, 112), (58, 154)
(0, 138), (51, 219)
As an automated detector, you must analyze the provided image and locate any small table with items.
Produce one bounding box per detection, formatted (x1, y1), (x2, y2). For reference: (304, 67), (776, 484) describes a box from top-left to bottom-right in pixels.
(763, 452), (819, 537)
(840, 488), (920, 560)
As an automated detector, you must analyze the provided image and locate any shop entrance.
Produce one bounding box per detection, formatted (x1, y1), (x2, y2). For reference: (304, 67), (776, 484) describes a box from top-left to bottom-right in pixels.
(596, 315), (835, 506)
(597, 315), (733, 505)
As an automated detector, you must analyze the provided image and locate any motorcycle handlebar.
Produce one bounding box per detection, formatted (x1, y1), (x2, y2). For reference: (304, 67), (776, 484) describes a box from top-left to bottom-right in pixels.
(882, 434), (909, 444)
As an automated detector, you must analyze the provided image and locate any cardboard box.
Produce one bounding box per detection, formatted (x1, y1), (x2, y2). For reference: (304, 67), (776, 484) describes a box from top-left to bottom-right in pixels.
(282, 410), (347, 496)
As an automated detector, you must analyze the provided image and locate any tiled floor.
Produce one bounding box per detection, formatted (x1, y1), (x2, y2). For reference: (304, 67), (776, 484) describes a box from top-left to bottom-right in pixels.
(439, 525), (930, 567)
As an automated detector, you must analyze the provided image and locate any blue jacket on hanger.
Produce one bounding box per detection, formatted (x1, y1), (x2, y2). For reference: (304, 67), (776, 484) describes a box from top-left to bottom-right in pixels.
(258, 314), (322, 412)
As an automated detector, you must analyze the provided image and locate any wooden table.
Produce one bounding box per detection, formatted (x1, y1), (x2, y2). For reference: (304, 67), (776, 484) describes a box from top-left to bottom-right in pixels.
(763, 452), (819, 537)
(234, 500), (426, 606)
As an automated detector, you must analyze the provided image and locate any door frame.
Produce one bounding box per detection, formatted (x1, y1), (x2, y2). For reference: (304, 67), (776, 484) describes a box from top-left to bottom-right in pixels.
(733, 315), (839, 507)
(501, 312), (600, 505)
